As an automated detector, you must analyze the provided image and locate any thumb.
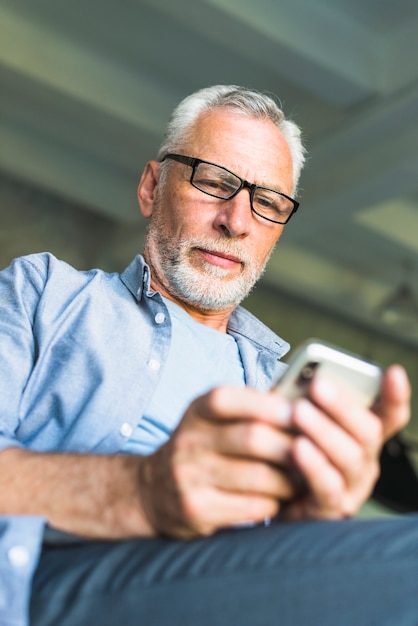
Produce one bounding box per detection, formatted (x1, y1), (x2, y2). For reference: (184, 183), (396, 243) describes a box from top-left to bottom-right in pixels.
(374, 364), (411, 440)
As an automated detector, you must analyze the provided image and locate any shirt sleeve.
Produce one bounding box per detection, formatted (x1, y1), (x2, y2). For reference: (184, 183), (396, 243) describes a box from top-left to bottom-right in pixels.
(0, 257), (50, 623)
(0, 255), (46, 451)
(0, 515), (45, 626)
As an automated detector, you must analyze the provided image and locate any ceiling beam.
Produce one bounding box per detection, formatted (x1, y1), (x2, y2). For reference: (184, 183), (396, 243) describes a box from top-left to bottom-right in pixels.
(144, 0), (379, 106)
(300, 81), (418, 216)
(0, 122), (140, 221)
(0, 5), (177, 134)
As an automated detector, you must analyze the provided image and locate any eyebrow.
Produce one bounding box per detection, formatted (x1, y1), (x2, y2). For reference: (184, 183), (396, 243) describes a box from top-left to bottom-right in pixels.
(211, 160), (287, 195)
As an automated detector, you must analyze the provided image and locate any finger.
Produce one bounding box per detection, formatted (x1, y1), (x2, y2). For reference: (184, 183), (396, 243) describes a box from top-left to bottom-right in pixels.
(188, 488), (282, 532)
(192, 386), (292, 428)
(290, 437), (352, 518)
(139, 449), (283, 538)
(373, 364), (411, 439)
(201, 454), (297, 500)
(211, 420), (294, 464)
(215, 492), (281, 528)
(307, 376), (384, 449)
(291, 398), (379, 486)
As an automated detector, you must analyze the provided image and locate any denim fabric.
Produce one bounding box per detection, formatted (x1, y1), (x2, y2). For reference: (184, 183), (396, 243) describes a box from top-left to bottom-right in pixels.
(31, 515), (418, 626)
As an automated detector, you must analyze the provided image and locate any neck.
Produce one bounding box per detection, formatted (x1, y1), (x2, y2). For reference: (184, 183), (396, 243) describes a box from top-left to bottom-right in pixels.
(150, 276), (234, 332)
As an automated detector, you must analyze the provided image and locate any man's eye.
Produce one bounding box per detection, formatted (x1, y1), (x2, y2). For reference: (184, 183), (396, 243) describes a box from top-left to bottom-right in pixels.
(256, 194), (276, 210)
(203, 179), (224, 190)
(196, 178), (235, 195)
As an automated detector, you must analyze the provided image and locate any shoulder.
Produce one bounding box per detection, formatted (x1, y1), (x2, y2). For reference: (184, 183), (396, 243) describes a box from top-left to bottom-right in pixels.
(2, 252), (79, 283)
(0, 253), (122, 315)
(2, 252), (115, 289)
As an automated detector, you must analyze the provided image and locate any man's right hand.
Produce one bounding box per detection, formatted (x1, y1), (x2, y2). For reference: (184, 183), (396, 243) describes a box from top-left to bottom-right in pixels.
(137, 385), (297, 538)
(0, 387), (296, 540)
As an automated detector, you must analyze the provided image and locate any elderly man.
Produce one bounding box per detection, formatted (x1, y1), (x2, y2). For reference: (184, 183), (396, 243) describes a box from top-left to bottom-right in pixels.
(0, 85), (416, 626)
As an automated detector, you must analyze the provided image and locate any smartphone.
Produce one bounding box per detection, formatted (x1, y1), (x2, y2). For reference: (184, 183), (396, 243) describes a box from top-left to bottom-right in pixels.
(273, 339), (383, 407)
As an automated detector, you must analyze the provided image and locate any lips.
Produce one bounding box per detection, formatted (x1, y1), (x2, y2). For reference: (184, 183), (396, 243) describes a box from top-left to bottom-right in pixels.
(196, 247), (243, 269)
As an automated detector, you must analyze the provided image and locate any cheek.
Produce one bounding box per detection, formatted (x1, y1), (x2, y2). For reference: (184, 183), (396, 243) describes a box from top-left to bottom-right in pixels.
(162, 194), (214, 237)
(252, 228), (283, 262)
(153, 189), (186, 234)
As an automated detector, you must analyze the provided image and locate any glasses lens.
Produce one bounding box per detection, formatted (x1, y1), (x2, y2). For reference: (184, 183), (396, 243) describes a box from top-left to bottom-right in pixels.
(253, 188), (294, 223)
(192, 163), (241, 199)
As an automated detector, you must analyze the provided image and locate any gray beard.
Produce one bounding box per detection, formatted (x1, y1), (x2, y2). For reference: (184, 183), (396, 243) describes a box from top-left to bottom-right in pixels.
(145, 222), (271, 311)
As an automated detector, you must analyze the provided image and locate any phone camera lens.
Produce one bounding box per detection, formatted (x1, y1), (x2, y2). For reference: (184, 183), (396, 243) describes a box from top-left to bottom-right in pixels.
(299, 361), (319, 383)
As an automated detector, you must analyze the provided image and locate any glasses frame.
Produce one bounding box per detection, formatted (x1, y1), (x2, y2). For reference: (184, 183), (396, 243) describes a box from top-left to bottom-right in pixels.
(161, 153), (299, 225)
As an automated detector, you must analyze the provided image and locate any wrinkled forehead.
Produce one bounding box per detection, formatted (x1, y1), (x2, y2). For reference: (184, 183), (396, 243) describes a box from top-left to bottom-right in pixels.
(181, 110), (294, 194)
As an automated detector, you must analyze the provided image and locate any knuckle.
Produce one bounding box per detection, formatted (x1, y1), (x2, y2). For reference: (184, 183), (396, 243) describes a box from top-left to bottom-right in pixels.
(170, 450), (196, 491)
(171, 421), (203, 455)
(205, 386), (229, 414)
(180, 492), (201, 522)
(176, 483), (211, 529)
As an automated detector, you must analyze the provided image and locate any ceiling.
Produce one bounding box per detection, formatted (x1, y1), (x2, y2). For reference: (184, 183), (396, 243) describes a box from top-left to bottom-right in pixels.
(1, 0), (418, 347)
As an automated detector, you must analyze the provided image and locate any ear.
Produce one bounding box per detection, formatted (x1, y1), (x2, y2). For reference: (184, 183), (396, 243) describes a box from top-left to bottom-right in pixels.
(137, 160), (160, 218)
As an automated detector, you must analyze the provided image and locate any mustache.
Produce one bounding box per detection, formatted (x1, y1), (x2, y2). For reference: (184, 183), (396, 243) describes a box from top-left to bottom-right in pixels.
(187, 237), (252, 265)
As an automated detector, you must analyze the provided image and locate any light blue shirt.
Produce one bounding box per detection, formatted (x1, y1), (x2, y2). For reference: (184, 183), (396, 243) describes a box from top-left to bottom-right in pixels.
(0, 252), (290, 626)
(125, 297), (246, 455)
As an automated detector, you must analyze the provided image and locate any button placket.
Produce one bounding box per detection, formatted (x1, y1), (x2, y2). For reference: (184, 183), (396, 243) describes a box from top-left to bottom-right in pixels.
(155, 312), (165, 324)
(148, 359), (160, 371)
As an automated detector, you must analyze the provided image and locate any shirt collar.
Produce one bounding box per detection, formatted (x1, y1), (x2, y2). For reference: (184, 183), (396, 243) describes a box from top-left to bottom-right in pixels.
(119, 254), (150, 301)
(228, 306), (290, 360)
(119, 254), (290, 360)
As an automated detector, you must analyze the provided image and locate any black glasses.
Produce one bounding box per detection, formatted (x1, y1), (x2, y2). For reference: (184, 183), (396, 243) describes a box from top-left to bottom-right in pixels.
(161, 153), (299, 225)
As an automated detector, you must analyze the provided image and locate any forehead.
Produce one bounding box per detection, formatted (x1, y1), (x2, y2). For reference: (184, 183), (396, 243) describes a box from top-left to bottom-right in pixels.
(183, 109), (293, 192)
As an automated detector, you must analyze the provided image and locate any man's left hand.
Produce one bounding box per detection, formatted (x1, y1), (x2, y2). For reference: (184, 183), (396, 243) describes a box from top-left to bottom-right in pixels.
(280, 364), (411, 520)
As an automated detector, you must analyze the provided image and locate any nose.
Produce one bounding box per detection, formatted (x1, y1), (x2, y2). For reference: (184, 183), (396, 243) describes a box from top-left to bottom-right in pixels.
(212, 188), (252, 238)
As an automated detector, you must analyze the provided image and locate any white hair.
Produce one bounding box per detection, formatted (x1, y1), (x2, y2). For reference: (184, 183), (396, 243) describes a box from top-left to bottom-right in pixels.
(157, 84), (306, 194)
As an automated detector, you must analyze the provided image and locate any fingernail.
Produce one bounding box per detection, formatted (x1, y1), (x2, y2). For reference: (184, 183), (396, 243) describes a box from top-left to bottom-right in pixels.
(391, 364), (409, 388)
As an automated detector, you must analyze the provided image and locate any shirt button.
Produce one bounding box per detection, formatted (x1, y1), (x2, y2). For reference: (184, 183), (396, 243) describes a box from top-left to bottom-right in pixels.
(120, 422), (133, 438)
(148, 359), (160, 371)
(155, 312), (165, 324)
(8, 545), (30, 568)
